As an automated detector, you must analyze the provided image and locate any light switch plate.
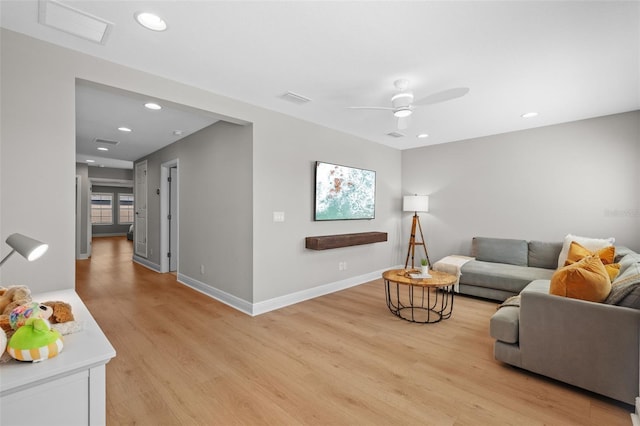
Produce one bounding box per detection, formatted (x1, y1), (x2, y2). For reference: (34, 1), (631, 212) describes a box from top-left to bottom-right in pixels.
(273, 211), (285, 222)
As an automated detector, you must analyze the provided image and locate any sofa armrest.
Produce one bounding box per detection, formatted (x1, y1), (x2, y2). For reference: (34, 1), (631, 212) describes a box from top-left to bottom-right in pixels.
(520, 290), (640, 404)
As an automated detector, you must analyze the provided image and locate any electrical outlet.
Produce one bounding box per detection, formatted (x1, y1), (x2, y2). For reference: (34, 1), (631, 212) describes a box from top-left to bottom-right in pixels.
(338, 261), (347, 271)
(200, 264), (205, 275)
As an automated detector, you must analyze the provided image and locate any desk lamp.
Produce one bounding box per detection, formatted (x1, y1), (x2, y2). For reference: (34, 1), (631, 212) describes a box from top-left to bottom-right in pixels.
(0, 233), (49, 267)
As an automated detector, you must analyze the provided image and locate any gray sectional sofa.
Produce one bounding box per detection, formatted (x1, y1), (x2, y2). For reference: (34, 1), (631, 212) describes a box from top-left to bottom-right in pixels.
(478, 238), (640, 405)
(456, 237), (562, 301)
(441, 236), (640, 404)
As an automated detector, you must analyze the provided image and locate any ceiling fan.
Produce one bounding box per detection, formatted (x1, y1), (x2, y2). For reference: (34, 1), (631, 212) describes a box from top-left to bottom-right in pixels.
(348, 79), (469, 130)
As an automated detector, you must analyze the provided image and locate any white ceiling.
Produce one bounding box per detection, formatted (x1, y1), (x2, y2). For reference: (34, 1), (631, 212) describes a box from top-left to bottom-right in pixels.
(75, 80), (223, 169)
(2, 1), (639, 164)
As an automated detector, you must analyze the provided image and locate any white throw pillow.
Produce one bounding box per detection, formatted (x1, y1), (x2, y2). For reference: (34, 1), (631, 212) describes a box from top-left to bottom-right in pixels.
(557, 234), (615, 269)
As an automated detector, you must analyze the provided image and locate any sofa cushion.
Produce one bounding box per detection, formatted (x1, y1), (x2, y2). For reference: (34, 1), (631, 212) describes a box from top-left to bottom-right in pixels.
(549, 255), (611, 302)
(618, 252), (640, 275)
(472, 237), (528, 266)
(557, 234), (615, 269)
(605, 258), (640, 308)
(460, 260), (554, 294)
(528, 241), (562, 269)
(614, 246), (634, 262)
(490, 306), (519, 344)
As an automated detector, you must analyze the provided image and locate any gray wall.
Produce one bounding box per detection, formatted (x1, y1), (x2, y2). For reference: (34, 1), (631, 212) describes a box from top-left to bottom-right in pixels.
(88, 167), (133, 181)
(91, 185), (134, 236)
(136, 121), (254, 301)
(252, 114), (402, 302)
(402, 111), (640, 262)
(75, 163), (90, 256)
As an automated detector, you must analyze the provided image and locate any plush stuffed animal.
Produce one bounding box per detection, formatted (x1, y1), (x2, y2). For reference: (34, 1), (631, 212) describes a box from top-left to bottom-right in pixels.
(42, 300), (81, 335)
(42, 301), (74, 324)
(9, 302), (53, 330)
(7, 317), (63, 362)
(0, 286), (33, 332)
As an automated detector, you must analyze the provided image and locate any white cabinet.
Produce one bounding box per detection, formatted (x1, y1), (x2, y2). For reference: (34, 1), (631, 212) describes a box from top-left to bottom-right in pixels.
(0, 290), (115, 425)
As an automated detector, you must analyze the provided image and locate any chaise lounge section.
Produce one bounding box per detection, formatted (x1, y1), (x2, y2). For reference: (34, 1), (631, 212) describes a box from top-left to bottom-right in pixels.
(490, 244), (640, 404)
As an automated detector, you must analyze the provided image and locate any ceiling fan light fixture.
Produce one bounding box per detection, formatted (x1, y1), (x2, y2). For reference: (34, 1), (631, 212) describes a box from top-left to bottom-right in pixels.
(394, 108), (412, 118)
(391, 92), (413, 103)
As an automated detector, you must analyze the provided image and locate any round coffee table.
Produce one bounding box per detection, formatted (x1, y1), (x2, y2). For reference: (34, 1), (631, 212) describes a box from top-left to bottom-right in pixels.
(382, 269), (457, 323)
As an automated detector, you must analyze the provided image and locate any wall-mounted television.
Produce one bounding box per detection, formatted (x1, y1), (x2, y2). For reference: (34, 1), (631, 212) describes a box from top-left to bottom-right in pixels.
(314, 161), (376, 221)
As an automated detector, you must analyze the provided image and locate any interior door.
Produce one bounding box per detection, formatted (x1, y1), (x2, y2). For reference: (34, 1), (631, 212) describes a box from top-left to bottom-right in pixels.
(169, 167), (178, 271)
(134, 160), (148, 258)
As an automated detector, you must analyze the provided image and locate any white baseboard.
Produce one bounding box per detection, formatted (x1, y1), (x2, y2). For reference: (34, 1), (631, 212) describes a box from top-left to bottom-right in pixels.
(132, 255), (161, 272)
(177, 273), (253, 315)
(76, 253), (90, 260)
(252, 268), (389, 315)
(176, 267), (392, 316)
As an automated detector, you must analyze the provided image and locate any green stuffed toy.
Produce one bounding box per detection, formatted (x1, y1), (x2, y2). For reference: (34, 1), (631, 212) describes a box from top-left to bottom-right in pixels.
(7, 317), (63, 362)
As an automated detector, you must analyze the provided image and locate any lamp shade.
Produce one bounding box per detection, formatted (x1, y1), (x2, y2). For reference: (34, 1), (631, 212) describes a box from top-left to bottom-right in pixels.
(5, 233), (48, 261)
(403, 195), (429, 212)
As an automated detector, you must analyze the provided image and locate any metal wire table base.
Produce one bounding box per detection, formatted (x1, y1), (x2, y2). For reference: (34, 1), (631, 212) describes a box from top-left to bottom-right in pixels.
(384, 280), (454, 324)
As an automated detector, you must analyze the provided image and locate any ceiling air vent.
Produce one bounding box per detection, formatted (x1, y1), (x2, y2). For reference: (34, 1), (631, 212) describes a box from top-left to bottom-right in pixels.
(386, 131), (405, 138)
(38, 0), (113, 45)
(94, 138), (120, 146)
(280, 91), (312, 104)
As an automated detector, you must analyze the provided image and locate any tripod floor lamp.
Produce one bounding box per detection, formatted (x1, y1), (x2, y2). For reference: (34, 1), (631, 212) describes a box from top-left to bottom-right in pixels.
(403, 195), (430, 269)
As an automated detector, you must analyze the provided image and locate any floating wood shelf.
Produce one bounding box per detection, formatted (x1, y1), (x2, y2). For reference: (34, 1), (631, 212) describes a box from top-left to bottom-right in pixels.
(305, 231), (388, 250)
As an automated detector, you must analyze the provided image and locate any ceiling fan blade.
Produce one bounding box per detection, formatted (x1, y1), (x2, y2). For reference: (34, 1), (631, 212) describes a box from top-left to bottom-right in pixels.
(347, 106), (394, 111)
(397, 116), (410, 130)
(414, 87), (469, 106)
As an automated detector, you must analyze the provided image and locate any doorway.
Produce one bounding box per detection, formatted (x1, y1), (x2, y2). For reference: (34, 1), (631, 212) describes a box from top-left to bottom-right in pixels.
(160, 159), (179, 273)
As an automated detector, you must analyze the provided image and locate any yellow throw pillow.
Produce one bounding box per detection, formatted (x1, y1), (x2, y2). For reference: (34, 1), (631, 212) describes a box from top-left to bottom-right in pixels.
(605, 263), (621, 282)
(550, 255), (612, 302)
(566, 241), (615, 265)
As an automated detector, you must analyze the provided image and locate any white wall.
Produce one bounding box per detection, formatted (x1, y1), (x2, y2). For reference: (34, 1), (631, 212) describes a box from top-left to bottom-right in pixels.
(1, 29), (402, 303)
(402, 111), (640, 262)
(1, 31), (77, 293)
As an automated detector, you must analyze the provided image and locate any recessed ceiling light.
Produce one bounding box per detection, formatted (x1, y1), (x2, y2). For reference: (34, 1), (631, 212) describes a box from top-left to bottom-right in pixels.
(134, 12), (167, 31)
(417, 133), (429, 139)
(86, 159), (95, 163)
(118, 127), (132, 132)
(144, 102), (162, 110)
(173, 130), (183, 136)
(97, 147), (109, 151)
(521, 112), (539, 118)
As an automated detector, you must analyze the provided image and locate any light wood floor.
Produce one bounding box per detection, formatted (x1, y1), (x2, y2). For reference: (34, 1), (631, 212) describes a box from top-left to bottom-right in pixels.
(76, 237), (632, 425)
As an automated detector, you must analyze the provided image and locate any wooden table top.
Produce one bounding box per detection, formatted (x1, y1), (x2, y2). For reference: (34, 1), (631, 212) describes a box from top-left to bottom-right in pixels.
(382, 269), (457, 287)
